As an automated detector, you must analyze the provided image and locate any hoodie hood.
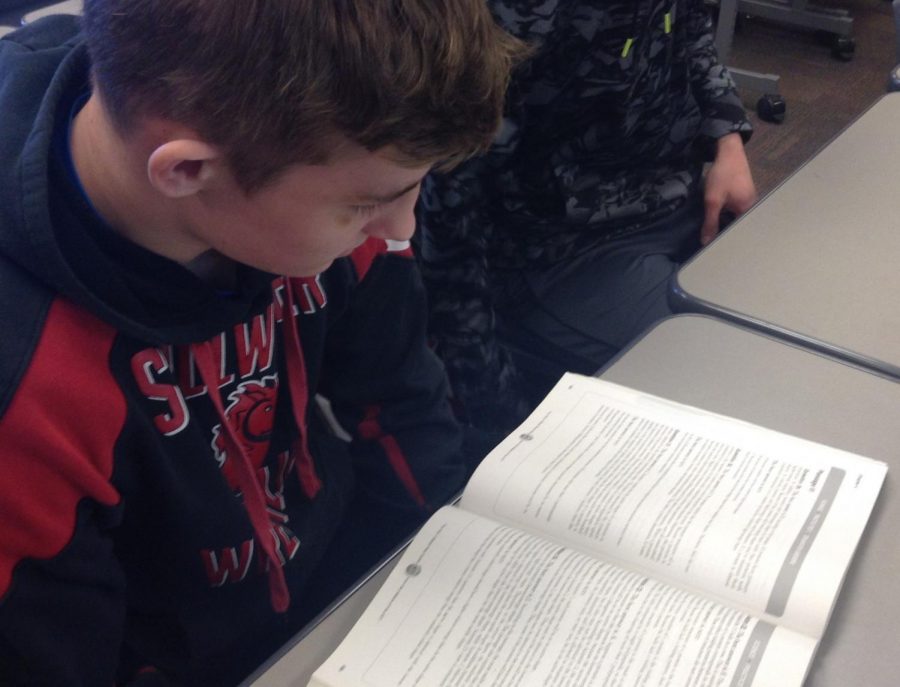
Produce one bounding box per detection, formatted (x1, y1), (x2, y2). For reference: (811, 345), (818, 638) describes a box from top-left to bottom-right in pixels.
(0, 16), (274, 345)
(0, 18), (327, 615)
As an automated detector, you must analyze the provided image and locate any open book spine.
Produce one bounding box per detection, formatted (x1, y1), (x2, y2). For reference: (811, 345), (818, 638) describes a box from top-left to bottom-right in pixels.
(462, 374), (886, 638)
(311, 374), (884, 687)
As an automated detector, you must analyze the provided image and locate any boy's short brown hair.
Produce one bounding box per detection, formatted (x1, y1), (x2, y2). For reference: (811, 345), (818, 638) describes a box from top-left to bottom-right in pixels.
(82, 0), (527, 191)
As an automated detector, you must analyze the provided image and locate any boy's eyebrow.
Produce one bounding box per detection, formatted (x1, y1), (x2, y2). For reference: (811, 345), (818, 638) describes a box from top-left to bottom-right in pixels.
(353, 180), (422, 204)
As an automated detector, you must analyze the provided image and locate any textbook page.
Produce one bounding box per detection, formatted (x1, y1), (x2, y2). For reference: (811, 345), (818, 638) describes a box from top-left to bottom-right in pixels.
(460, 374), (886, 639)
(309, 506), (814, 687)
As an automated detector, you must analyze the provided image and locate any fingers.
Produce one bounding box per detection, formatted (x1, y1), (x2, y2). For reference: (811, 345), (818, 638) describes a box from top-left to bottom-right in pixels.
(701, 195), (724, 246)
(700, 212), (719, 246)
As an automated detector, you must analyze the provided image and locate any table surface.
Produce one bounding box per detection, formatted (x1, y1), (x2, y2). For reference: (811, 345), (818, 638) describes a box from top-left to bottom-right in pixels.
(673, 93), (900, 378)
(248, 314), (900, 686)
(243, 557), (399, 686)
(21, 0), (81, 22)
(601, 314), (900, 687)
(0, 0), (81, 28)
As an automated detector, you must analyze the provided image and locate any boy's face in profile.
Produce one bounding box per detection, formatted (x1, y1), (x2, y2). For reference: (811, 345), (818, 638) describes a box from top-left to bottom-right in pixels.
(189, 142), (431, 277)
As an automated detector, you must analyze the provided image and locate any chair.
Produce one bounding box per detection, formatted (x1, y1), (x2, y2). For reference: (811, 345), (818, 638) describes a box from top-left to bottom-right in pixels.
(737, 0), (855, 60)
(890, 0), (900, 91)
(714, 0), (787, 122)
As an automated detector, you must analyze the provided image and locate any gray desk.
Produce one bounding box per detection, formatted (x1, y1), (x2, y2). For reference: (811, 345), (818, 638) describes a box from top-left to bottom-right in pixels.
(673, 93), (900, 378)
(21, 0), (81, 23)
(601, 315), (900, 687)
(248, 314), (900, 686)
(243, 558), (400, 686)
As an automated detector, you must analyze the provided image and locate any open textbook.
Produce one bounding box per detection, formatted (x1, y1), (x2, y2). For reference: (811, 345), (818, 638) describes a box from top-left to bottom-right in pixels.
(309, 373), (887, 687)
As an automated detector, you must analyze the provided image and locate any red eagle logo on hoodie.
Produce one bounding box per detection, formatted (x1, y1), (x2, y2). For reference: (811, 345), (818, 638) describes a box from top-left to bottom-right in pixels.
(211, 376), (278, 493)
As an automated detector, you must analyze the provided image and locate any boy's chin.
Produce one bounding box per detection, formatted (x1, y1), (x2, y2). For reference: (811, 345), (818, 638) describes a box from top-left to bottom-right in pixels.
(288, 259), (336, 278)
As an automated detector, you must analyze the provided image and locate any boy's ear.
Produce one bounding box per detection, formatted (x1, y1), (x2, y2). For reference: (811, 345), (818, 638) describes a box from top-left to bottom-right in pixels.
(146, 139), (223, 198)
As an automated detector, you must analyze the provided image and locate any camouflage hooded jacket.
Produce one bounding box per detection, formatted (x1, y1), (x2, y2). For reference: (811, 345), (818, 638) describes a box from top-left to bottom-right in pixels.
(417, 0), (752, 428)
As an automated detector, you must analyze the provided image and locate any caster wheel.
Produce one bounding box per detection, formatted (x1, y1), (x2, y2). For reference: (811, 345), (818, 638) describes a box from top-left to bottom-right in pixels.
(889, 65), (900, 92)
(831, 36), (855, 61)
(757, 94), (786, 124)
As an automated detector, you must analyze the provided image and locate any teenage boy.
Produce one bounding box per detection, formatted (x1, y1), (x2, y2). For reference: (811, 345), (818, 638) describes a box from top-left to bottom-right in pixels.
(0, 1), (525, 684)
(419, 0), (757, 431)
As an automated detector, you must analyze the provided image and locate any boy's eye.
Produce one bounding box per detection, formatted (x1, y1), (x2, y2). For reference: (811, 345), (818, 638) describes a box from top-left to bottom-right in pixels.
(350, 204), (381, 217)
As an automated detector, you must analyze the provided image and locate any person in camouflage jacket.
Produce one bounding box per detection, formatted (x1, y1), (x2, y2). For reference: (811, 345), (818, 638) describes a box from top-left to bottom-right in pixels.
(418, 0), (756, 432)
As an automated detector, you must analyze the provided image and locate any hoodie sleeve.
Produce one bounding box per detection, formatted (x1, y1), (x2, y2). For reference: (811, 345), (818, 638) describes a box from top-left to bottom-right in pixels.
(318, 240), (468, 518)
(0, 296), (128, 686)
(683, 0), (753, 145)
(416, 119), (531, 434)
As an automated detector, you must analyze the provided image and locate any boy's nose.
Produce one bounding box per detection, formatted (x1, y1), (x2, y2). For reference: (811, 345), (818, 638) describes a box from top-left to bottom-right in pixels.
(364, 190), (419, 242)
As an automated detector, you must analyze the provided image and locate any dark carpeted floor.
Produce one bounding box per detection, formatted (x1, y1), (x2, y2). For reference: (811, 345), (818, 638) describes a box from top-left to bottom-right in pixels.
(727, 0), (897, 197)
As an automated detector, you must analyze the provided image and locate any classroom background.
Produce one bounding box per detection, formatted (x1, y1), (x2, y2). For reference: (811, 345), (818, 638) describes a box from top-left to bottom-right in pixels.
(2, 0), (897, 199)
(721, 0), (896, 196)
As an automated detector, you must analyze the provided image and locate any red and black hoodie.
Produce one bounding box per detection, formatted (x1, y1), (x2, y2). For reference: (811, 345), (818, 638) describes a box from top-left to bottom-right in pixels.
(0, 16), (466, 686)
